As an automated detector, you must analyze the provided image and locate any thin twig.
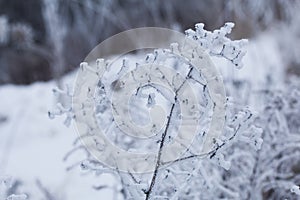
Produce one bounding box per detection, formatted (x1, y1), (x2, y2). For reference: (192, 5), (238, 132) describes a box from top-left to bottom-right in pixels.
(145, 67), (194, 199)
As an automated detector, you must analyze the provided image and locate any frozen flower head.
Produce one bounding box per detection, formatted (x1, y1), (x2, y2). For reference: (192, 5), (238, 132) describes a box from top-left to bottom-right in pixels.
(0, 15), (9, 45)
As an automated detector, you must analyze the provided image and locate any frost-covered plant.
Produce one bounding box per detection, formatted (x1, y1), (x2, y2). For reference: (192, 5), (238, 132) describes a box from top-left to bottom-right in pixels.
(208, 78), (300, 200)
(253, 79), (300, 199)
(49, 23), (263, 199)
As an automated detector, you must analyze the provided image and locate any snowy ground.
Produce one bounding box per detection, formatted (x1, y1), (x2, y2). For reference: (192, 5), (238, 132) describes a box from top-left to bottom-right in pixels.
(0, 76), (115, 199)
(0, 29), (286, 199)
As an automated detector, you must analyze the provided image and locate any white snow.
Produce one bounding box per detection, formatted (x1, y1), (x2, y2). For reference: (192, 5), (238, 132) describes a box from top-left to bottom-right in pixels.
(0, 76), (114, 199)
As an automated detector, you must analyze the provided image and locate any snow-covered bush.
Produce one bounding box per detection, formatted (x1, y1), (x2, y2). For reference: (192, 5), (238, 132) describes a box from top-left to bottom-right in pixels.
(198, 77), (300, 199)
(252, 79), (300, 199)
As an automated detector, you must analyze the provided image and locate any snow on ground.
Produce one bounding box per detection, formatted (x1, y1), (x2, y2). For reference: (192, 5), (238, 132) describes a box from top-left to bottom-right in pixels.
(0, 76), (115, 199)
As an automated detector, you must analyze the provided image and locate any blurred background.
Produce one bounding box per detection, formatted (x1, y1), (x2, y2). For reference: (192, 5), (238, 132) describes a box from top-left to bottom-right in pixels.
(0, 0), (299, 85)
(0, 0), (300, 199)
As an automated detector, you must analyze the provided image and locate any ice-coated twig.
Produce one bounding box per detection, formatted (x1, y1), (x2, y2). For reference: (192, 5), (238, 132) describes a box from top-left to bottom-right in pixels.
(185, 22), (248, 69)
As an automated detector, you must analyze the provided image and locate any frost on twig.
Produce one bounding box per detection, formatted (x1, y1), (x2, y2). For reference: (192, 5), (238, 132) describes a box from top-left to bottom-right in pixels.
(48, 84), (74, 127)
(185, 22), (248, 69)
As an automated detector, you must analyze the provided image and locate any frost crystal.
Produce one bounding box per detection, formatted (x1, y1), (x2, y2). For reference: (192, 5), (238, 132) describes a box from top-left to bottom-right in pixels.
(186, 22), (248, 68)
